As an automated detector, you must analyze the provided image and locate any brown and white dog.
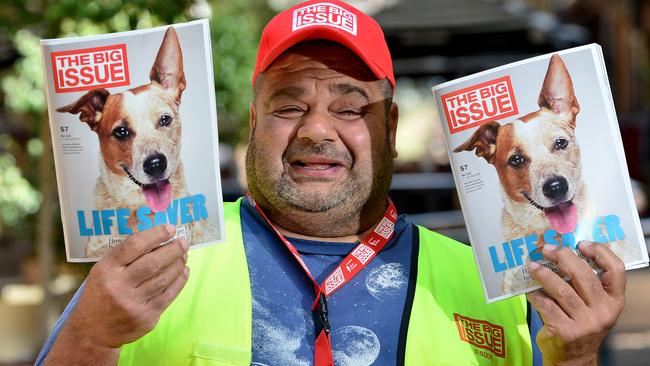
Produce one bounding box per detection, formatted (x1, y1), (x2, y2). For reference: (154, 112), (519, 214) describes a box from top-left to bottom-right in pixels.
(57, 27), (215, 258)
(455, 55), (587, 243)
(454, 55), (590, 292)
(454, 54), (641, 293)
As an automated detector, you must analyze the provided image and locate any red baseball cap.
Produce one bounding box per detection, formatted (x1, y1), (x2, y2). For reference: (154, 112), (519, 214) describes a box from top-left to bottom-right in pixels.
(252, 0), (395, 89)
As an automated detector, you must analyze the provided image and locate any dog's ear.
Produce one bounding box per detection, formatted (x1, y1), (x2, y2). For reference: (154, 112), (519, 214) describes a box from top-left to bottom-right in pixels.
(538, 54), (580, 127)
(453, 121), (500, 163)
(56, 88), (110, 131)
(150, 27), (186, 102)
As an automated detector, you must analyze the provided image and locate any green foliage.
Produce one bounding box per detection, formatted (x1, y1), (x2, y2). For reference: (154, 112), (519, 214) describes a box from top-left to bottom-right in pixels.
(0, 152), (41, 234)
(211, 0), (271, 143)
(0, 0), (194, 34)
(1, 30), (46, 115)
(0, 28), (47, 238)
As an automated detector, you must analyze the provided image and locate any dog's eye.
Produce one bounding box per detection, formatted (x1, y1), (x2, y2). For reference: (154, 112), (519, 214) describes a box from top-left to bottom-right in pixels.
(554, 138), (569, 150)
(159, 114), (173, 127)
(112, 126), (130, 140)
(507, 154), (525, 167)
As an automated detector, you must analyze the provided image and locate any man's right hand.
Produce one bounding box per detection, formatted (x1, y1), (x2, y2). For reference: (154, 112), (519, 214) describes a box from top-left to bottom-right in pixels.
(45, 225), (190, 365)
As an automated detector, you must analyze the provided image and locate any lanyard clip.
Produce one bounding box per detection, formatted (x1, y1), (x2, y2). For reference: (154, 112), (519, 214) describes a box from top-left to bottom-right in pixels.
(317, 292), (330, 334)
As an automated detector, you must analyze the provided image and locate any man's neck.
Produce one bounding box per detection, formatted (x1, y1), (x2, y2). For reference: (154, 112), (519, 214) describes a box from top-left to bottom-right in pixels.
(274, 221), (377, 243)
(252, 195), (388, 243)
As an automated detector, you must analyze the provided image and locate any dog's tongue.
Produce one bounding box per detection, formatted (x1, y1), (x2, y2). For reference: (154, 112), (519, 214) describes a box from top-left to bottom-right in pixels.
(544, 201), (577, 234)
(142, 180), (172, 212)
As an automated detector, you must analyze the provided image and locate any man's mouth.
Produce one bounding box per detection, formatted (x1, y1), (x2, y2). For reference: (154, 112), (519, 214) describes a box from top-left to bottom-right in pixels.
(123, 166), (172, 212)
(292, 161), (340, 169)
(522, 192), (577, 234)
(288, 156), (346, 178)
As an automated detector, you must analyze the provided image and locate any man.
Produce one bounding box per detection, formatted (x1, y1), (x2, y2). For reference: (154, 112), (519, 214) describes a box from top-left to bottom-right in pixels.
(38, 1), (625, 365)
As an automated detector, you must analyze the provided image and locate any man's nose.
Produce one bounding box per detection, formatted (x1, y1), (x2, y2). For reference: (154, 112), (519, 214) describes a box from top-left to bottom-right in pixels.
(296, 109), (337, 143)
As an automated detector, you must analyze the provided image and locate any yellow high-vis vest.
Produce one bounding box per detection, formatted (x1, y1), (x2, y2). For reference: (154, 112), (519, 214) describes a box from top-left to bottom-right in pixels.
(118, 199), (532, 365)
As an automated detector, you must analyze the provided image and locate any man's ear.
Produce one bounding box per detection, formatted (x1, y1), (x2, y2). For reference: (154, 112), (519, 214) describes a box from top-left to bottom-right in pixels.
(56, 88), (110, 131)
(388, 102), (399, 158)
(538, 54), (580, 128)
(249, 103), (256, 140)
(150, 27), (186, 102)
(453, 121), (500, 163)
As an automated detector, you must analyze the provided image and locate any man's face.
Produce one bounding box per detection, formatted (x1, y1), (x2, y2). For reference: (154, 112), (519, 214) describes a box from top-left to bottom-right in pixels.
(246, 41), (398, 214)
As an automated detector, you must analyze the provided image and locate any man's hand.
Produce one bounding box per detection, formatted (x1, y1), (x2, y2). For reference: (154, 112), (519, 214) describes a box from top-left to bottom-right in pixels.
(527, 242), (626, 365)
(45, 225), (190, 365)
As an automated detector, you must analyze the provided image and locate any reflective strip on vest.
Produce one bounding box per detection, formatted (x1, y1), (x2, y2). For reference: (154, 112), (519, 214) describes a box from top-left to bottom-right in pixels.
(119, 199), (531, 365)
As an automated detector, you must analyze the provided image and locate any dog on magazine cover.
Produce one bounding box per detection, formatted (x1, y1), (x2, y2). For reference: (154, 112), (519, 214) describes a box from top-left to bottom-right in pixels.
(453, 54), (638, 293)
(57, 27), (217, 258)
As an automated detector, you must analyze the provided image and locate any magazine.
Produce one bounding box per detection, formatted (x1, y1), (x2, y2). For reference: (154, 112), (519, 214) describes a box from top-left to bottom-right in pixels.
(431, 44), (649, 302)
(41, 20), (225, 262)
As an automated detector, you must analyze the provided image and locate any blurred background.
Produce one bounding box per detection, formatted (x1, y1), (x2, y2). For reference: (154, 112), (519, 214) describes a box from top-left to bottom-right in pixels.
(0, 0), (649, 364)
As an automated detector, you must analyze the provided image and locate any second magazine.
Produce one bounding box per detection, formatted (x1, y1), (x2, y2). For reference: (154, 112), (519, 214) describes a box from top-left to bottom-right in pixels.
(41, 20), (225, 262)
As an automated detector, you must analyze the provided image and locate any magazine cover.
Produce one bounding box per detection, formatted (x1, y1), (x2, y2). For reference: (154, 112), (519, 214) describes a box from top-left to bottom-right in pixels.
(41, 20), (225, 262)
(432, 44), (649, 302)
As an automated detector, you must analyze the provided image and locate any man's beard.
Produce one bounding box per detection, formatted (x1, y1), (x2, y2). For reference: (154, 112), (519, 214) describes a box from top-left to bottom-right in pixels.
(246, 134), (393, 215)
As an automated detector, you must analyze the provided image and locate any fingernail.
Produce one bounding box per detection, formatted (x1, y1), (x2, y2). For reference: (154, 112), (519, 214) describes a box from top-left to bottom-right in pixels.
(182, 253), (188, 263)
(183, 266), (190, 277)
(528, 261), (540, 271)
(542, 244), (559, 252)
(181, 239), (189, 251)
(579, 241), (592, 249)
(166, 224), (176, 235)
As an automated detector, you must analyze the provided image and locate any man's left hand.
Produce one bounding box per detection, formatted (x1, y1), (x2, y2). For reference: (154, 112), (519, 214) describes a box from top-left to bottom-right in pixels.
(527, 241), (626, 365)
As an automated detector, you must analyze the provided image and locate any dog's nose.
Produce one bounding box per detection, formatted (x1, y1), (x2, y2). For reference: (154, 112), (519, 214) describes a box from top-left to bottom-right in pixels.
(143, 153), (167, 179)
(543, 176), (568, 200)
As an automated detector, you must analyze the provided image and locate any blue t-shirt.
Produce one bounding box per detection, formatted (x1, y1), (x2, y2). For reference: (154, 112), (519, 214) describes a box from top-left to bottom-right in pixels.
(241, 201), (414, 365)
(36, 201), (543, 365)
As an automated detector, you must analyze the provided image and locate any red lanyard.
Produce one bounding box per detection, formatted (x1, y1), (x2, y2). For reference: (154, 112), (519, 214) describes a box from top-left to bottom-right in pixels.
(245, 193), (398, 366)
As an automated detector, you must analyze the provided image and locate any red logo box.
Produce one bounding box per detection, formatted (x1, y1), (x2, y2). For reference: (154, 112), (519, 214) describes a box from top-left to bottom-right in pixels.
(441, 76), (518, 134)
(51, 44), (130, 93)
(454, 313), (506, 358)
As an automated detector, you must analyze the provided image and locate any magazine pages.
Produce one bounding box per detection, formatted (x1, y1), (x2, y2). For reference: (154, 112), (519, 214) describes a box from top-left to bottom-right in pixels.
(41, 20), (225, 262)
(432, 44), (649, 302)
